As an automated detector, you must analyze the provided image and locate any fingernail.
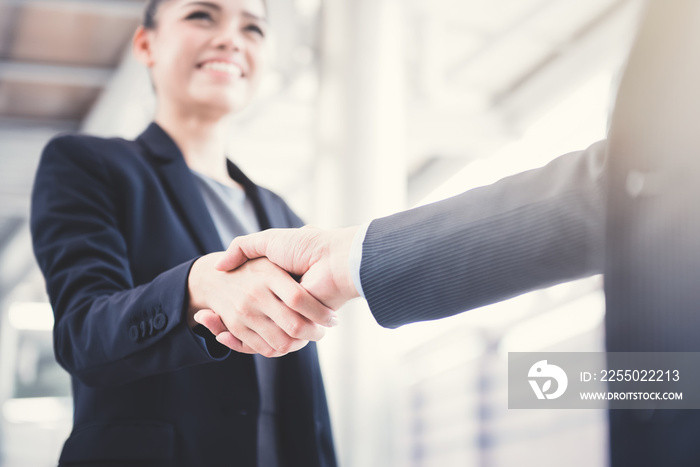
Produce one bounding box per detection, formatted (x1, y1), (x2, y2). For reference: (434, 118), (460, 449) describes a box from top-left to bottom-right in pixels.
(193, 312), (202, 324)
(328, 316), (340, 327)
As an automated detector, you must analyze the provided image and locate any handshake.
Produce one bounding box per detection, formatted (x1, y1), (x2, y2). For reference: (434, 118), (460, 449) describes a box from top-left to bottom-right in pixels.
(187, 226), (362, 357)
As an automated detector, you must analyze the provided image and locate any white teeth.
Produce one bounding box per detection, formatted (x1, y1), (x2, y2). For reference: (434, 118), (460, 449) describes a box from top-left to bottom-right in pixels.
(201, 61), (243, 77)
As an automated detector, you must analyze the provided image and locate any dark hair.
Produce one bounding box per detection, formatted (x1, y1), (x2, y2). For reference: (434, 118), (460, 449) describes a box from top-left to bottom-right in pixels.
(143, 0), (167, 29)
(143, 0), (267, 30)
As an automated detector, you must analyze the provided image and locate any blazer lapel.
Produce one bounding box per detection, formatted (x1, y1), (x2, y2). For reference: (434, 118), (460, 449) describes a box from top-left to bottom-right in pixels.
(137, 123), (224, 254)
(226, 160), (292, 230)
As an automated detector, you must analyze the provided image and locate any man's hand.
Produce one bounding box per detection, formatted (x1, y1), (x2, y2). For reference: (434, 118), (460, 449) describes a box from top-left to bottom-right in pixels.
(215, 226), (361, 309)
(187, 253), (337, 357)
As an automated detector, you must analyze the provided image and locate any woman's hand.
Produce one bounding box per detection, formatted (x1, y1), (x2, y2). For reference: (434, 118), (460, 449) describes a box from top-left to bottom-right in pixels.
(187, 253), (337, 357)
(214, 226), (361, 310)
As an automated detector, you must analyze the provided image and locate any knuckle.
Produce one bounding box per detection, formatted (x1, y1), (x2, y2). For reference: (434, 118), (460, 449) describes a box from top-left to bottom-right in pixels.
(227, 324), (246, 339)
(236, 305), (255, 321)
(284, 317), (307, 339)
(241, 290), (258, 305)
(222, 316), (244, 332)
(286, 289), (305, 309)
(276, 339), (293, 354)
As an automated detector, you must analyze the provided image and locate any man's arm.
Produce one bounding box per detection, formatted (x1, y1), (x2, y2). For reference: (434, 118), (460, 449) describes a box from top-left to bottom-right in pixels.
(211, 141), (606, 332)
(361, 141), (606, 327)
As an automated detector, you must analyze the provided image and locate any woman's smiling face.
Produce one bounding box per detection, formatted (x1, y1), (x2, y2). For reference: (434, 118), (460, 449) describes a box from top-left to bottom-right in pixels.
(134, 0), (268, 118)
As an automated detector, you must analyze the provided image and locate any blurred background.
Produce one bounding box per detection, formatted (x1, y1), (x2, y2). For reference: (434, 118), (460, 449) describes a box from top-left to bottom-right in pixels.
(0, 0), (645, 465)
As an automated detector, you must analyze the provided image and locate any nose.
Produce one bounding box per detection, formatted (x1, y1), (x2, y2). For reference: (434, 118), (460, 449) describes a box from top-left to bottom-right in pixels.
(212, 21), (244, 52)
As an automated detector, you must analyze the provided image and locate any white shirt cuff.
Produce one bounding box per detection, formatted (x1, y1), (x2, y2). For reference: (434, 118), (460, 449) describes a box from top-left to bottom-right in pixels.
(348, 222), (370, 299)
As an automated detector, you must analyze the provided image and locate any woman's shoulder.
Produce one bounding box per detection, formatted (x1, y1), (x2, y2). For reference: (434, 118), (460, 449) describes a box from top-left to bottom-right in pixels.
(40, 132), (148, 177)
(44, 132), (139, 159)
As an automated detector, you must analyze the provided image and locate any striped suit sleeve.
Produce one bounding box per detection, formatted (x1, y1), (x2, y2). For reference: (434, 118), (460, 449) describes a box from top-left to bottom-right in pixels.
(361, 140), (607, 328)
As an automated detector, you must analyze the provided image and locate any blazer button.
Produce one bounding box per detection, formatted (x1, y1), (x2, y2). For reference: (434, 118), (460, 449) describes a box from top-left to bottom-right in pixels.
(128, 325), (140, 342)
(153, 313), (167, 331)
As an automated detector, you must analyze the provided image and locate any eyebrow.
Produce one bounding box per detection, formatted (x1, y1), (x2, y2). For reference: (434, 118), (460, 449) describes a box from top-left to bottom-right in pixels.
(181, 2), (268, 23)
(182, 1), (221, 11)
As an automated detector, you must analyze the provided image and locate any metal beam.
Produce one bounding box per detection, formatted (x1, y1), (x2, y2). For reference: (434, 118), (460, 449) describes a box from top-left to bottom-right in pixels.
(0, 60), (113, 87)
(0, 197), (31, 219)
(494, 0), (641, 126)
(0, 221), (34, 298)
(444, 0), (563, 79)
(3, 0), (144, 18)
(0, 3), (21, 59)
(0, 116), (79, 132)
(80, 49), (154, 137)
(0, 217), (23, 248)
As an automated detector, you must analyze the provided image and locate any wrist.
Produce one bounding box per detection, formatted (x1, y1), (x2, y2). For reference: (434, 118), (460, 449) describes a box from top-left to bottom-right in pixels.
(331, 226), (361, 302)
(187, 254), (214, 328)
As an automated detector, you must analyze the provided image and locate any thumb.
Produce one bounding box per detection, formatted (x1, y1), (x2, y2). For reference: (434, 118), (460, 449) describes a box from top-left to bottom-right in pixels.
(214, 242), (249, 271)
(215, 232), (271, 271)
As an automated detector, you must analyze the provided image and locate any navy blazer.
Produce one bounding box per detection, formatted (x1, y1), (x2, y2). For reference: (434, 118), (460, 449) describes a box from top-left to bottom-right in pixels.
(30, 123), (336, 467)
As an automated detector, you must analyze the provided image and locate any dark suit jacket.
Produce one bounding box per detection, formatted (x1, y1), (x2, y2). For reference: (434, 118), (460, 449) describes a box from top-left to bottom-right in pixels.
(30, 123), (336, 467)
(359, 134), (700, 467)
(359, 4), (700, 466)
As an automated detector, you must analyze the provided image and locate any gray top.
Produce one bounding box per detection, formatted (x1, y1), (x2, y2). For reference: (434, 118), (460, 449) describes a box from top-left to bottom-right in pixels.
(190, 170), (260, 245)
(191, 170), (280, 467)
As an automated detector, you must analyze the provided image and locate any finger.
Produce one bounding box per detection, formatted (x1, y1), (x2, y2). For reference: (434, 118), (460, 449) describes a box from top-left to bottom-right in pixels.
(233, 297), (315, 354)
(218, 331), (307, 356)
(214, 241), (250, 272)
(221, 317), (287, 358)
(216, 231), (275, 272)
(193, 310), (258, 354)
(194, 309), (228, 335)
(252, 310), (315, 354)
(285, 339), (311, 353)
(271, 273), (338, 330)
(215, 332), (257, 354)
(263, 296), (329, 343)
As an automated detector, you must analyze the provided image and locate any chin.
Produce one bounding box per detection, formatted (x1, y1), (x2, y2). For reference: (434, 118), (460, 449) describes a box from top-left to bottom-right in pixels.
(194, 96), (250, 118)
(199, 89), (253, 115)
